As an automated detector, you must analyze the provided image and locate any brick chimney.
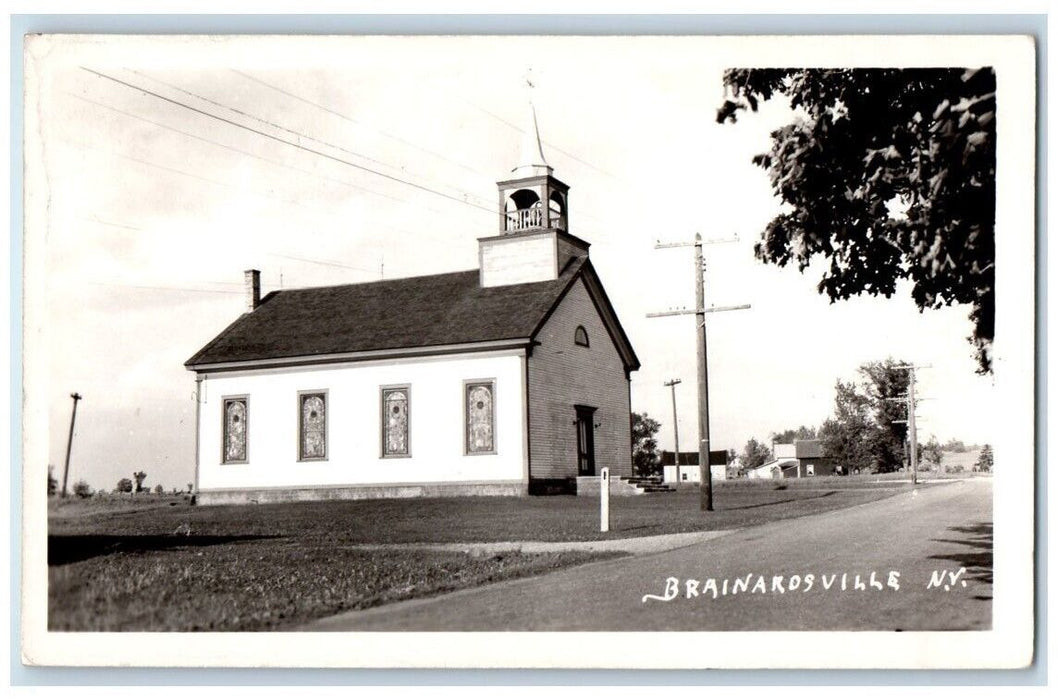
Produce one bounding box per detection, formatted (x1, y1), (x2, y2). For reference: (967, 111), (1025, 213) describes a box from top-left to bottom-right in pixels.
(244, 269), (261, 312)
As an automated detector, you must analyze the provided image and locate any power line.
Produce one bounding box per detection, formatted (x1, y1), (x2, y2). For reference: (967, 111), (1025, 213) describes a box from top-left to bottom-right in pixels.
(231, 68), (495, 181)
(70, 150), (450, 278)
(130, 68), (396, 172)
(62, 135), (326, 215)
(457, 94), (623, 182)
(66, 135), (462, 254)
(77, 210), (413, 281)
(78, 68), (615, 251)
(88, 282), (245, 295)
(148, 68), (612, 233)
(84, 66), (617, 246)
(68, 90), (422, 212)
(81, 216), (141, 231)
(82, 67), (498, 218)
(266, 252), (378, 274)
(68, 91), (467, 248)
(149, 67), (496, 210)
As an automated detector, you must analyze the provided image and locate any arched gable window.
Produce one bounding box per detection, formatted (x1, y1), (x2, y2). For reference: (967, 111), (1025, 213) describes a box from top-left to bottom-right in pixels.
(574, 325), (589, 347)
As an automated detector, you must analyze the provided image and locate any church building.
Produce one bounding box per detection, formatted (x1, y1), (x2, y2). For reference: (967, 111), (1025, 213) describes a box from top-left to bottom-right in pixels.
(185, 106), (640, 505)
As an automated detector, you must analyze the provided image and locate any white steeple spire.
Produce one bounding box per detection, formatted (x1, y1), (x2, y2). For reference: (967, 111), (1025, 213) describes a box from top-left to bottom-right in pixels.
(512, 71), (552, 178)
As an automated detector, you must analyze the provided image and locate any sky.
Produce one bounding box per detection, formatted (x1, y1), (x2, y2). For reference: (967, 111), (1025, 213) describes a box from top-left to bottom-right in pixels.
(25, 35), (1002, 493)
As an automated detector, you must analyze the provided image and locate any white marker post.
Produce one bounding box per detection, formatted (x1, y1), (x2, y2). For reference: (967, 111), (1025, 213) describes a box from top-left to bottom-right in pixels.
(600, 467), (610, 532)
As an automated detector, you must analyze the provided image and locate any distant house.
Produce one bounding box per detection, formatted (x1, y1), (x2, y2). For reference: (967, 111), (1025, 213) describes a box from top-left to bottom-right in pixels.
(746, 440), (840, 479)
(745, 459), (798, 480)
(660, 450), (729, 483)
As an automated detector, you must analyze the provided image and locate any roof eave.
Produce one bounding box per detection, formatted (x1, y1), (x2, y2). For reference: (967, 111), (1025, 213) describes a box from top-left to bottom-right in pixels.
(185, 337), (534, 373)
(576, 260), (641, 373)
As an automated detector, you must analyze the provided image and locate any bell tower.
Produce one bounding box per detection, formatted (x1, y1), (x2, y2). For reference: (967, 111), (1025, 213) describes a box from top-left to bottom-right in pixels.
(479, 94), (589, 288)
(497, 101), (569, 235)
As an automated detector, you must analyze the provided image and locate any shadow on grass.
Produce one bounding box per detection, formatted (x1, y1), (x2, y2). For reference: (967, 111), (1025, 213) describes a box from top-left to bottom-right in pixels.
(49, 534), (279, 566)
(928, 522), (993, 588)
(719, 490), (837, 511)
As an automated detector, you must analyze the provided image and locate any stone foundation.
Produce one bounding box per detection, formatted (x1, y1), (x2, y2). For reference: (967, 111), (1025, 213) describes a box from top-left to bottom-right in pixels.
(527, 477), (577, 495)
(196, 480), (527, 505)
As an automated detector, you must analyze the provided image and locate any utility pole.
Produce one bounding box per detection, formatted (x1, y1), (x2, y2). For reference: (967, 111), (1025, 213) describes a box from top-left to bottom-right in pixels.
(889, 364), (931, 485)
(693, 236), (711, 509)
(664, 379), (682, 482)
(908, 365), (918, 485)
(649, 234), (749, 511)
(61, 392), (82, 498)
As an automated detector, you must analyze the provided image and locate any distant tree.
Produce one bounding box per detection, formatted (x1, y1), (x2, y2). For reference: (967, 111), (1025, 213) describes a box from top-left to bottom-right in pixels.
(133, 471), (147, 494)
(944, 438), (969, 453)
(741, 438), (773, 471)
(115, 477), (133, 494)
(920, 436), (944, 470)
(771, 425), (818, 444)
(631, 412), (662, 477)
(47, 465), (58, 497)
(72, 480), (93, 498)
(975, 444), (994, 472)
(187, 482), (194, 493)
(861, 359), (913, 471)
(819, 382), (875, 473)
(818, 359), (911, 473)
(726, 448), (737, 465)
(154, 484), (164, 495)
(717, 68), (996, 373)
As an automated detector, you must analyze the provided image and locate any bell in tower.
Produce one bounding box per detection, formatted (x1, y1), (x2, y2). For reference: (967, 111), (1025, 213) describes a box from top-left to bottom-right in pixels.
(496, 101), (569, 235)
(479, 97), (588, 289)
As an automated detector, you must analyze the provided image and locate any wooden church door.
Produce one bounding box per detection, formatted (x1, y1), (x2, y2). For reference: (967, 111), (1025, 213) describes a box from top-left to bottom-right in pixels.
(575, 405), (596, 476)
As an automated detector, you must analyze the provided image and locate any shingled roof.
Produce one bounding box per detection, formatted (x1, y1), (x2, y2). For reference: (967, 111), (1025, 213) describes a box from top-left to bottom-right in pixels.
(185, 256), (638, 371)
(794, 440), (824, 459)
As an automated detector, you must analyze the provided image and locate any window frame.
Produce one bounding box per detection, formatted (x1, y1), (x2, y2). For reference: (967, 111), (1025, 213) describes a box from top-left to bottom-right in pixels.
(463, 378), (497, 456)
(574, 325), (590, 347)
(221, 394), (249, 465)
(297, 389), (329, 462)
(380, 384), (412, 459)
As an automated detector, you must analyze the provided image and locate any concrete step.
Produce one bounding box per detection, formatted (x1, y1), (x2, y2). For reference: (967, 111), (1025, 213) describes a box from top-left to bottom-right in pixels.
(622, 477), (665, 485)
(578, 475), (676, 496)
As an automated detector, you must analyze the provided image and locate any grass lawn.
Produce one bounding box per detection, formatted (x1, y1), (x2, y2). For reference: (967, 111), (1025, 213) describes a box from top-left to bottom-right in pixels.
(48, 476), (942, 631)
(49, 542), (612, 631)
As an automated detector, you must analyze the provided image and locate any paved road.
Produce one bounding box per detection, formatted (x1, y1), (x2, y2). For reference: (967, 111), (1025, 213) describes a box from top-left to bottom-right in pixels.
(305, 478), (992, 631)
(334, 529), (734, 555)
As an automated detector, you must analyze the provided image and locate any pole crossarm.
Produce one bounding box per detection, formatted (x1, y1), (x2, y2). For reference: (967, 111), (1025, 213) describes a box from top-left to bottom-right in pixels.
(647, 304), (752, 318)
(647, 309), (695, 318)
(655, 235), (739, 249)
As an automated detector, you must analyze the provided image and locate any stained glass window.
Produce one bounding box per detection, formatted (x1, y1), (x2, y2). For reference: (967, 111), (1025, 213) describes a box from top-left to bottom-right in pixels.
(299, 392), (327, 460)
(223, 398), (247, 463)
(466, 382), (495, 454)
(382, 387), (409, 457)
